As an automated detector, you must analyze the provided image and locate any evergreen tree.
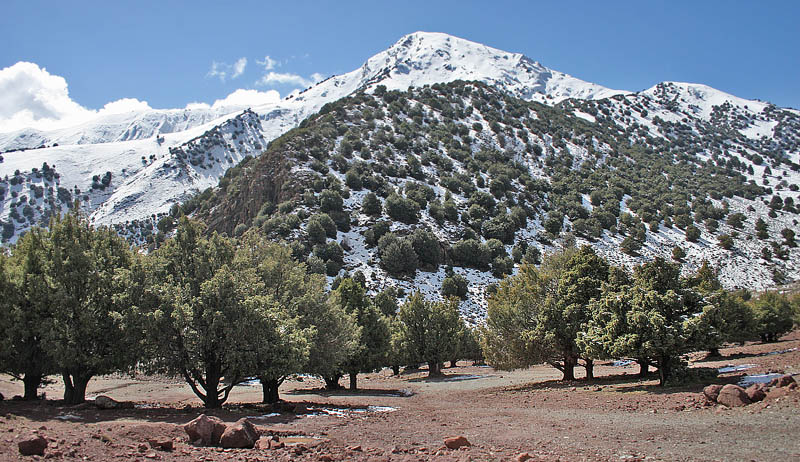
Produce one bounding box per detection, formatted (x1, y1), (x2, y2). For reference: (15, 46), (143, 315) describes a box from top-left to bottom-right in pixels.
(398, 293), (461, 376)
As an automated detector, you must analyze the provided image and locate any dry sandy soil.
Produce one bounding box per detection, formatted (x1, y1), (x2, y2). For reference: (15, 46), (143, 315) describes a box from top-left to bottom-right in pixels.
(1, 331), (799, 461)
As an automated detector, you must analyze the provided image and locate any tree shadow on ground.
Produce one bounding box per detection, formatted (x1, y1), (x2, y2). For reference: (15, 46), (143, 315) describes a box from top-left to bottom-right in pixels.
(406, 373), (495, 383)
(286, 387), (414, 398)
(0, 399), (306, 425)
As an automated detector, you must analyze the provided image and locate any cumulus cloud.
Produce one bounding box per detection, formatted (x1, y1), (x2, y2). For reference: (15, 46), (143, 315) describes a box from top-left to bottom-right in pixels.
(0, 61), (151, 133)
(256, 71), (325, 88)
(256, 55), (278, 71)
(207, 57), (248, 82)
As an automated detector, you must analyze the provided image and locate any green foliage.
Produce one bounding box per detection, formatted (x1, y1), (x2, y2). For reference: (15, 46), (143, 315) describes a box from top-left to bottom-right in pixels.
(450, 239), (491, 270)
(580, 257), (698, 385)
(44, 210), (139, 404)
(385, 192), (420, 224)
(409, 229), (442, 269)
(332, 279), (390, 389)
(398, 293), (462, 376)
(749, 292), (795, 342)
(441, 273), (469, 299)
(484, 246), (609, 380)
(378, 233), (419, 276)
(361, 192), (382, 216)
(685, 224), (701, 242)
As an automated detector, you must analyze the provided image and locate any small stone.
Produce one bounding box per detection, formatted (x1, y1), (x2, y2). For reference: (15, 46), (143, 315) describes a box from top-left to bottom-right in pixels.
(517, 453), (534, 462)
(137, 443), (148, 452)
(148, 438), (174, 451)
(348, 445), (362, 451)
(19, 435), (49, 456)
(444, 436), (471, 450)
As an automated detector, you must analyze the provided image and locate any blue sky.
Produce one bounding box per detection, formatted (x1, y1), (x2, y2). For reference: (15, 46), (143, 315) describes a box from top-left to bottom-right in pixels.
(1, 0), (799, 123)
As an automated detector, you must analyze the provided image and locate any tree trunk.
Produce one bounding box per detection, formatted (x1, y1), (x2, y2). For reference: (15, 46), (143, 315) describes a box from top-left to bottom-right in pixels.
(260, 377), (280, 404)
(349, 372), (358, 390)
(583, 359), (594, 380)
(202, 370), (222, 409)
(658, 355), (670, 386)
(62, 372), (91, 405)
(391, 365), (400, 376)
(428, 361), (443, 377)
(323, 374), (342, 390)
(23, 373), (42, 400)
(561, 355), (577, 381)
(637, 359), (649, 378)
(449, 360), (457, 368)
(708, 348), (722, 358)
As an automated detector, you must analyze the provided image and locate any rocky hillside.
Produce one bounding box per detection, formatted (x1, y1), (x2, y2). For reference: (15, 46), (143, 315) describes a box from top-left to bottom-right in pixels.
(144, 81), (799, 322)
(0, 32), (625, 236)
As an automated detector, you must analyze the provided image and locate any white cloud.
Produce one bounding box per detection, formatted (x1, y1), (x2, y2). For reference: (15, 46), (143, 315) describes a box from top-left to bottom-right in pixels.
(256, 71), (324, 88)
(207, 61), (228, 82)
(207, 57), (247, 82)
(257, 55), (278, 71)
(210, 88), (281, 109)
(0, 61), (151, 133)
(232, 58), (247, 79)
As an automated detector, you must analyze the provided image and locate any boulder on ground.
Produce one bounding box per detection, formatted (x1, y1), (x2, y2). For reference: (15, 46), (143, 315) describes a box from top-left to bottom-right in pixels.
(148, 438), (174, 451)
(745, 385), (766, 403)
(444, 436), (471, 449)
(183, 414), (227, 446)
(94, 395), (119, 410)
(716, 384), (751, 407)
(18, 435), (48, 456)
(517, 452), (534, 462)
(767, 374), (796, 388)
(702, 384), (723, 402)
(219, 418), (259, 449)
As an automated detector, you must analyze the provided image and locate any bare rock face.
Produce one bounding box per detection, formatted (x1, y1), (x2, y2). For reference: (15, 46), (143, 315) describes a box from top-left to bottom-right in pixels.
(716, 384), (751, 407)
(18, 434), (48, 456)
(444, 436), (471, 449)
(703, 384), (723, 402)
(183, 414), (227, 446)
(94, 395), (119, 410)
(219, 418), (260, 449)
(767, 374), (796, 388)
(745, 385), (766, 403)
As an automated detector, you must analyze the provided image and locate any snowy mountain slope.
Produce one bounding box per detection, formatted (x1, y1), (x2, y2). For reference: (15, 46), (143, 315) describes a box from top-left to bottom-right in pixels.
(156, 81), (798, 320)
(0, 31), (629, 237)
(0, 104), (248, 153)
(1, 31), (798, 310)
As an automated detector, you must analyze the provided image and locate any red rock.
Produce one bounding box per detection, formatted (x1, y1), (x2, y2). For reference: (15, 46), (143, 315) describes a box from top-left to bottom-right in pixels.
(766, 386), (790, 400)
(517, 452), (534, 462)
(767, 374), (796, 388)
(183, 414), (226, 446)
(348, 445), (363, 451)
(19, 435), (48, 456)
(219, 418), (259, 449)
(443, 436), (471, 449)
(716, 384), (751, 407)
(702, 384), (723, 402)
(148, 438), (174, 451)
(319, 456), (335, 461)
(745, 385), (766, 403)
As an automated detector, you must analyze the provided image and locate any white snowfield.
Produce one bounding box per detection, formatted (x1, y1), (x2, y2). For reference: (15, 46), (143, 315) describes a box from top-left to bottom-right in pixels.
(1, 32), (797, 301)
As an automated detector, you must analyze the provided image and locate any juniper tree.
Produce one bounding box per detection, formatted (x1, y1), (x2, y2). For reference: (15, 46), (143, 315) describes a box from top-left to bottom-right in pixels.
(398, 293), (461, 376)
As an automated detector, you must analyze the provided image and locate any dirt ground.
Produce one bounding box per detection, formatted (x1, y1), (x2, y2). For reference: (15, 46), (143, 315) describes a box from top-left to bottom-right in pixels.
(1, 331), (799, 462)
